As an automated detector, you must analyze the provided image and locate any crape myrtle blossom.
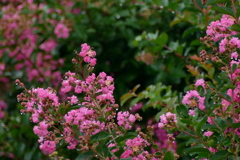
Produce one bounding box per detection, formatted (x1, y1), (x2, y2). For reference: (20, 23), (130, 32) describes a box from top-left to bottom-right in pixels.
(188, 109), (195, 116)
(195, 79), (205, 88)
(206, 14), (237, 42)
(79, 43), (97, 66)
(204, 131), (213, 137)
(219, 37), (240, 53)
(201, 13), (240, 143)
(54, 23), (69, 39)
(117, 111), (140, 129)
(158, 112), (177, 129)
(182, 90), (205, 110)
(18, 44), (160, 158)
(0, 1), (70, 85)
(120, 135), (151, 159)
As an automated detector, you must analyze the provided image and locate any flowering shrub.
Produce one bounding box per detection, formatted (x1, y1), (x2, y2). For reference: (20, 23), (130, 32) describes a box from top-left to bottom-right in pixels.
(16, 44), (172, 159)
(17, 43), (180, 159)
(18, 10), (240, 159)
(121, 1), (240, 160)
(0, 0), (74, 84)
(0, 0), (239, 159)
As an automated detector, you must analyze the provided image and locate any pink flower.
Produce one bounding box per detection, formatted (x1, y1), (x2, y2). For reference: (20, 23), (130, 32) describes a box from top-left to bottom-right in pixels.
(130, 102), (143, 113)
(39, 140), (56, 154)
(33, 121), (49, 137)
(0, 63), (5, 75)
(39, 39), (57, 53)
(195, 79), (205, 88)
(182, 90), (205, 110)
(209, 147), (217, 153)
(70, 95), (78, 105)
(158, 112), (177, 128)
(117, 111), (137, 129)
(126, 136), (150, 148)
(121, 149), (132, 158)
(0, 111), (5, 119)
(54, 23), (69, 39)
(188, 109), (195, 116)
(207, 117), (215, 124)
(204, 131), (213, 137)
(231, 51), (239, 60)
(158, 122), (164, 128)
(79, 43), (97, 66)
(206, 15), (237, 42)
(0, 100), (7, 110)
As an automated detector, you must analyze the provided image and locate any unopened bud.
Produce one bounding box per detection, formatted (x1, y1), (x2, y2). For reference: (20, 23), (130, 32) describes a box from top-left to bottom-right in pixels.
(135, 113), (142, 121)
(72, 58), (77, 64)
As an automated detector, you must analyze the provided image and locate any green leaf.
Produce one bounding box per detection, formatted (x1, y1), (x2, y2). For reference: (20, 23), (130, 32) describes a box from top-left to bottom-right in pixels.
(196, 116), (207, 134)
(153, 0), (169, 6)
(232, 63), (237, 72)
(177, 130), (196, 139)
(176, 105), (189, 118)
(76, 151), (94, 160)
(169, 41), (178, 51)
(182, 27), (201, 38)
(232, 123), (240, 129)
(237, 7), (240, 18)
(121, 158), (132, 160)
(114, 147), (124, 157)
(185, 147), (210, 156)
(163, 151), (175, 160)
(207, 0), (231, 5)
(211, 6), (234, 16)
(132, 84), (141, 93)
(212, 151), (229, 160)
(97, 144), (109, 157)
(218, 72), (230, 82)
(202, 124), (218, 130)
(115, 132), (137, 145)
(120, 93), (134, 106)
(90, 131), (110, 143)
(156, 32), (168, 46)
(230, 24), (240, 32)
(214, 118), (228, 130)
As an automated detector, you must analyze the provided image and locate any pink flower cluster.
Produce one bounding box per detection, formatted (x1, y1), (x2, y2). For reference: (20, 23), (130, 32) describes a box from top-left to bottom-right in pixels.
(18, 87), (60, 154)
(39, 140), (56, 155)
(182, 90), (205, 110)
(117, 111), (137, 129)
(18, 44), (119, 155)
(151, 125), (177, 153)
(61, 71), (115, 106)
(195, 79), (205, 88)
(0, 0), (71, 85)
(158, 112), (177, 129)
(201, 14), (240, 141)
(107, 134), (157, 160)
(79, 43), (97, 66)
(63, 116), (106, 150)
(206, 15), (237, 42)
(54, 23), (69, 39)
(121, 135), (151, 159)
(17, 43), (152, 158)
(219, 37), (240, 53)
